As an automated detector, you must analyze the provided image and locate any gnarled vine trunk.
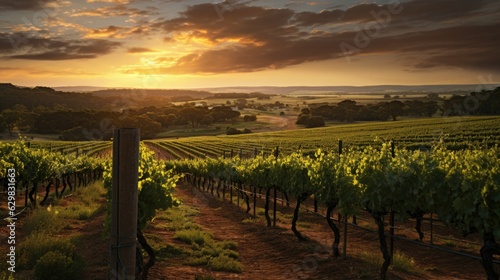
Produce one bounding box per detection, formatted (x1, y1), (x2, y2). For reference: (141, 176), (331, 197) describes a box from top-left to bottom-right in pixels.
(264, 188), (272, 226)
(291, 193), (308, 241)
(40, 181), (54, 205)
(326, 202), (340, 257)
(480, 232), (500, 280)
(371, 211), (391, 280)
(137, 228), (155, 280)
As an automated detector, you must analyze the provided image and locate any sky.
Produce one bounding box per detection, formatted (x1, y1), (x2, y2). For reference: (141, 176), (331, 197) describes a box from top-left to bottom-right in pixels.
(0, 0), (499, 89)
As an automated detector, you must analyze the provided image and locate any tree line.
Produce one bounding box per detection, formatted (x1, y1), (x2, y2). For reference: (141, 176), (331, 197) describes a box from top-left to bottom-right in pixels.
(297, 87), (500, 127)
(0, 104), (241, 140)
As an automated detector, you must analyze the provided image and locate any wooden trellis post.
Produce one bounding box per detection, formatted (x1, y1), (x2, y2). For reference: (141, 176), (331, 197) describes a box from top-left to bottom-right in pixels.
(110, 128), (139, 279)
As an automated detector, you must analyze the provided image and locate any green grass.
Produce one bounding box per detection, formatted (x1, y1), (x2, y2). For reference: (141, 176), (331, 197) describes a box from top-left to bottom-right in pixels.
(359, 250), (424, 276)
(149, 203), (243, 273)
(11, 182), (107, 278)
(18, 233), (76, 269)
(174, 229), (213, 245)
(392, 251), (423, 275)
(56, 182), (106, 220)
(23, 206), (66, 235)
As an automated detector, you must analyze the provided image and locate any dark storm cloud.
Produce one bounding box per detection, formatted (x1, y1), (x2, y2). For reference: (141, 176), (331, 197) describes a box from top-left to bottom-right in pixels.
(144, 0), (500, 74)
(294, 0), (491, 26)
(0, 0), (60, 10)
(0, 33), (122, 60)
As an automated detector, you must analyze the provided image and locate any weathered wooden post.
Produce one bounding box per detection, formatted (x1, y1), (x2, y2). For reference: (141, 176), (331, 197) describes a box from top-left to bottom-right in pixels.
(340, 140), (348, 259)
(110, 128), (139, 280)
(273, 146), (279, 226)
(389, 140), (396, 263)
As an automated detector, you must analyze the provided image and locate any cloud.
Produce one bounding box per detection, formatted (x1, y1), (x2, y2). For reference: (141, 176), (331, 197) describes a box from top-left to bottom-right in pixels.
(72, 4), (155, 17)
(139, 0), (500, 74)
(128, 47), (157, 53)
(86, 0), (130, 3)
(0, 33), (122, 60)
(0, 66), (98, 76)
(84, 25), (150, 38)
(0, 0), (61, 10)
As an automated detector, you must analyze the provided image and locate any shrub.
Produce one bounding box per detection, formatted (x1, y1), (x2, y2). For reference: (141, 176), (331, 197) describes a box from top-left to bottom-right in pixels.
(18, 233), (75, 269)
(34, 251), (83, 280)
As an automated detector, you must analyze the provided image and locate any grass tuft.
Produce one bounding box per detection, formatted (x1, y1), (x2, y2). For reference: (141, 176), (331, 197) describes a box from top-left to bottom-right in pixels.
(174, 229), (213, 245)
(23, 206), (65, 235)
(208, 253), (243, 272)
(392, 251), (422, 275)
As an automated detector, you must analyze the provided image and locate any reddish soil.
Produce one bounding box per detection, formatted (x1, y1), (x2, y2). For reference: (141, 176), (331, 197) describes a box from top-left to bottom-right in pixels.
(146, 184), (498, 280)
(3, 183), (498, 280)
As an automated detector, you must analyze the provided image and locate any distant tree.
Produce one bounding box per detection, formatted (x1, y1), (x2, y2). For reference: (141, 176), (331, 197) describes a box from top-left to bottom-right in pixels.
(274, 101), (285, 108)
(1, 109), (19, 134)
(154, 114), (174, 128)
(0, 114), (6, 132)
(226, 127), (240, 135)
(424, 101), (439, 117)
(210, 106), (241, 122)
(135, 115), (162, 139)
(179, 107), (204, 127)
(235, 99), (247, 109)
(296, 115), (310, 125)
(310, 104), (334, 120)
(404, 100), (425, 116)
(384, 94), (391, 99)
(279, 111), (285, 116)
(386, 100), (406, 121)
(243, 115), (257, 122)
(306, 116), (325, 128)
(337, 100), (358, 122)
(200, 115), (214, 126)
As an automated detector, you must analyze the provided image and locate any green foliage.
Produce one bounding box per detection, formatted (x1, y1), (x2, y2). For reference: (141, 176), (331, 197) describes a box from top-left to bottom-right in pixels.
(169, 140), (500, 240)
(306, 116), (325, 128)
(392, 251), (422, 275)
(174, 229), (213, 245)
(34, 251), (83, 280)
(146, 115), (500, 158)
(103, 144), (181, 230)
(18, 233), (75, 269)
(23, 206), (65, 235)
(207, 254), (243, 273)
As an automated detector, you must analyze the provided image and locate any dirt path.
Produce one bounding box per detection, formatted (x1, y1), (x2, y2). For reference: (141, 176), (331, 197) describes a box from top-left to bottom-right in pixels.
(252, 115), (297, 132)
(148, 184), (496, 280)
(6, 182), (496, 280)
